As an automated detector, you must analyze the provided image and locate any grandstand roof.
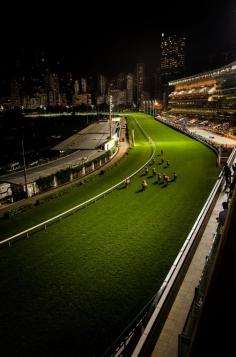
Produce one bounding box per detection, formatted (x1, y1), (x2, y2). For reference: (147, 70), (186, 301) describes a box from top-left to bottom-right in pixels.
(169, 61), (236, 86)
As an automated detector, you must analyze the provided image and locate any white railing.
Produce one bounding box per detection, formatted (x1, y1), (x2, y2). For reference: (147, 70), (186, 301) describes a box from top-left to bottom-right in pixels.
(0, 117), (156, 248)
(157, 115), (220, 156)
(102, 120), (235, 357)
(131, 147), (236, 356)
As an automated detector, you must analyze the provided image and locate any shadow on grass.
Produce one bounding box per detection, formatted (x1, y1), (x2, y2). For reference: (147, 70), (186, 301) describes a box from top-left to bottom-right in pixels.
(161, 183), (168, 188)
(118, 186), (127, 190)
(136, 188), (144, 193)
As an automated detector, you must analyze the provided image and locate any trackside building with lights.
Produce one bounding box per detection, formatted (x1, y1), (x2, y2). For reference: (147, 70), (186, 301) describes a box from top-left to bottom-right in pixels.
(168, 61), (236, 121)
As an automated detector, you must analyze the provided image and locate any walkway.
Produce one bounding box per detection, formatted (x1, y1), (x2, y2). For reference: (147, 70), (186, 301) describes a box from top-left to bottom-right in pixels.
(151, 186), (229, 356)
(188, 127), (236, 147)
(189, 187), (236, 357)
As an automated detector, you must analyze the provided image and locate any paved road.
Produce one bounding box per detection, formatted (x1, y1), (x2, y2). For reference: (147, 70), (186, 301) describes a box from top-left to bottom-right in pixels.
(0, 149), (102, 185)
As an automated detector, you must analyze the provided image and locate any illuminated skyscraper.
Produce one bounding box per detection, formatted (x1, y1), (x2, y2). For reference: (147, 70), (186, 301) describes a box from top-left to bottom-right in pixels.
(74, 80), (80, 95)
(160, 33), (186, 102)
(136, 63), (145, 109)
(98, 74), (107, 95)
(161, 33), (186, 80)
(81, 77), (87, 93)
(126, 73), (134, 106)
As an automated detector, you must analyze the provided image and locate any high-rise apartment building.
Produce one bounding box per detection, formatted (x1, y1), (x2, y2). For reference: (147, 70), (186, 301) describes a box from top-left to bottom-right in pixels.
(117, 72), (126, 90)
(81, 77), (87, 93)
(74, 80), (80, 95)
(160, 33), (186, 81)
(136, 63), (145, 109)
(160, 33), (186, 105)
(98, 74), (107, 95)
(126, 73), (134, 106)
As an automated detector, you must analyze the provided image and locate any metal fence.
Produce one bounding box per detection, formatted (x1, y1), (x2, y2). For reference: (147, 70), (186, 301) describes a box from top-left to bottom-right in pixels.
(178, 229), (221, 357)
(156, 115), (220, 160)
(178, 149), (236, 357)
(102, 140), (236, 357)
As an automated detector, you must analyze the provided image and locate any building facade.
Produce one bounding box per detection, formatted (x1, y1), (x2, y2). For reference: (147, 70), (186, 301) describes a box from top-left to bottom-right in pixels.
(136, 63), (145, 109)
(160, 33), (186, 104)
(168, 60), (236, 121)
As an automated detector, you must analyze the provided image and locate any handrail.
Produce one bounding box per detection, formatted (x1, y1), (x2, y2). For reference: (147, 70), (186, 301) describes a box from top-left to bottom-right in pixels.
(0, 116), (155, 247)
(131, 146), (236, 356)
(103, 119), (235, 357)
(156, 116), (220, 157)
(102, 122), (234, 357)
(179, 167), (236, 356)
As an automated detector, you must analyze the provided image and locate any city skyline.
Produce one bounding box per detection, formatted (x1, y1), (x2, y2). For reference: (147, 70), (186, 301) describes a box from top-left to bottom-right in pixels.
(0, 0), (235, 76)
(0, 2), (236, 355)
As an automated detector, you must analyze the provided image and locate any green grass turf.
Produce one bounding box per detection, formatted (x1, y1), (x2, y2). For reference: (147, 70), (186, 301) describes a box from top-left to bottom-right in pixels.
(0, 116), (151, 239)
(0, 114), (219, 356)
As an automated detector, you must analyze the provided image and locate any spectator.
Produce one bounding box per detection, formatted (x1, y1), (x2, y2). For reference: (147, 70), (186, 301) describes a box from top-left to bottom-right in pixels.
(217, 201), (228, 227)
(229, 173), (236, 197)
(223, 162), (231, 185)
(232, 163), (236, 173)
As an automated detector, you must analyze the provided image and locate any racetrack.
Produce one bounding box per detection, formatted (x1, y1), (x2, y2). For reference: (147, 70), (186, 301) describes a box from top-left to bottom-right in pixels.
(0, 113), (219, 356)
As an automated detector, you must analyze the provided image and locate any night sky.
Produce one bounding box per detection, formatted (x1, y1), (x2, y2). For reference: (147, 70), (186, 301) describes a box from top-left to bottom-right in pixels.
(0, 0), (236, 76)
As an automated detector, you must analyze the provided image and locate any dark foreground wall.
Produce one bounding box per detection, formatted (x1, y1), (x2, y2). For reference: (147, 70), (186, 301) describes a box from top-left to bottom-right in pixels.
(189, 188), (236, 357)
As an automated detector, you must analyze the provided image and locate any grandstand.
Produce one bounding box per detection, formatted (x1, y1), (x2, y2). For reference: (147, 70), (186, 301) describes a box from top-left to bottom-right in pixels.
(168, 61), (236, 124)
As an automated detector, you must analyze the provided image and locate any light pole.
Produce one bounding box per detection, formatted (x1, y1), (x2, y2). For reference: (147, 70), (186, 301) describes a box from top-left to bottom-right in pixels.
(21, 139), (29, 198)
(109, 95), (112, 139)
(154, 100), (157, 117)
